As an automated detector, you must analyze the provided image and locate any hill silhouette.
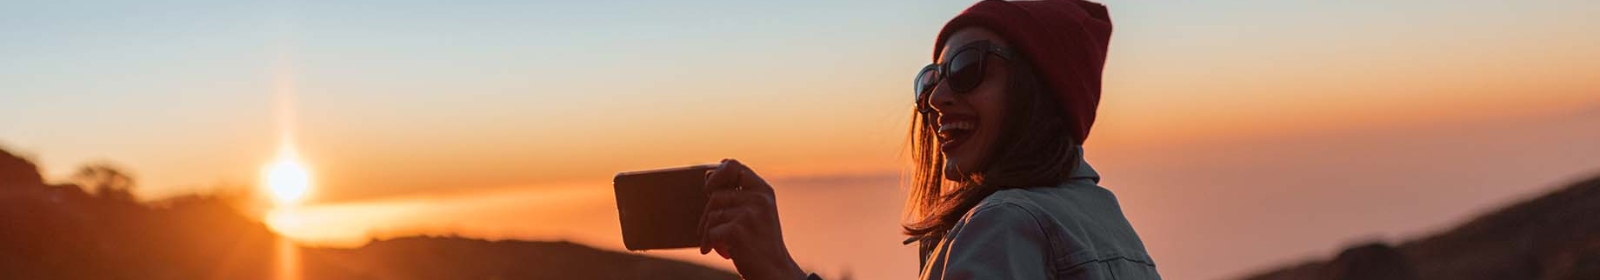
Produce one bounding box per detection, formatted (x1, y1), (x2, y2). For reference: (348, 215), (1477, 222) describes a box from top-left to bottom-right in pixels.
(0, 148), (737, 280)
(1238, 173), (1600, 280)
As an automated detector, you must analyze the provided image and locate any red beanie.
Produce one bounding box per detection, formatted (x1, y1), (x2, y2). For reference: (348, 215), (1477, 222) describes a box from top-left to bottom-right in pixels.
(934, 0), (1113, 144)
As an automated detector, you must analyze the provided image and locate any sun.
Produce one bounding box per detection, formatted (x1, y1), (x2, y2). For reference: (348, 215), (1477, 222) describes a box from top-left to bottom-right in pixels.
(263, 150), (312, 206)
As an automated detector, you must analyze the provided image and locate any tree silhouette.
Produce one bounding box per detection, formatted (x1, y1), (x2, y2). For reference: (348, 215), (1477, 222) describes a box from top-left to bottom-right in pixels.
(73, 164), (136, 202)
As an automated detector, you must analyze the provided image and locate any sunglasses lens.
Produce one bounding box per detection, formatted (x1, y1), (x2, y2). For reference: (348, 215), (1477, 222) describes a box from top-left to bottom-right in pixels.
(945, 49), (984, 92)
(916, 67), (939, 95)
(914, 66), (939, 103)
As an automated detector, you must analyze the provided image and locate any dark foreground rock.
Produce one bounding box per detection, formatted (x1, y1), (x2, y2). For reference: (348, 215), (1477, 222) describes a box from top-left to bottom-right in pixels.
(1241, 174), (1600, 280)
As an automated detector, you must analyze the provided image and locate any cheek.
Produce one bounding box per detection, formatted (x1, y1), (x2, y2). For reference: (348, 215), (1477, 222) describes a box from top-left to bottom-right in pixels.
(968, 62), (1010, 128)
(958, 84), (1007, 172)
(969, 83), (1008, 137)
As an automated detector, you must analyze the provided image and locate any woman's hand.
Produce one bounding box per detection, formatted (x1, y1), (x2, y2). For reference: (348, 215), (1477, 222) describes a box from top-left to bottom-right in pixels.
(699, 159), (806, 280)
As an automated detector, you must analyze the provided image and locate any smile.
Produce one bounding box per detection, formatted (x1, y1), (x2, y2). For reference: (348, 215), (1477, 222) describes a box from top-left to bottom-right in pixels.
(937, 121), (976, 153)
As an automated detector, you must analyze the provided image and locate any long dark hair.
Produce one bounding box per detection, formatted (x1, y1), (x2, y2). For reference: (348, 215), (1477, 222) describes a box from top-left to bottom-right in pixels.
(902, 57), (1082, 243)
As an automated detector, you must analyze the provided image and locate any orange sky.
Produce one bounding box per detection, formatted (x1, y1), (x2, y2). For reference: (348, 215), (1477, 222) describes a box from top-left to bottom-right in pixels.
(3, 1), (1600, 279)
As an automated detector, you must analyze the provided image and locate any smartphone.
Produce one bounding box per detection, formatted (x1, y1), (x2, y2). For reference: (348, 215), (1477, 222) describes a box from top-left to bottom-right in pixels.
(613, 164), (716, 251)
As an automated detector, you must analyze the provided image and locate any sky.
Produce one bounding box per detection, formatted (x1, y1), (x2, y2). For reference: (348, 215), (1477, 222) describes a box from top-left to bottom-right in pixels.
(3, 1), (1600, 279)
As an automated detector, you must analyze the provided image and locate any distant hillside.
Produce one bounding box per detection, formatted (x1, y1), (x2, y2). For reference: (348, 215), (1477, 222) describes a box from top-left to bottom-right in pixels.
(0, 148), (737, 280)
(1239, 174), (1600, 280)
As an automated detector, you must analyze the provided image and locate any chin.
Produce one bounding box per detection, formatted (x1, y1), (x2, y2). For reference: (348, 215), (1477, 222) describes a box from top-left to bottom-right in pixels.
(942, 159), (972, 182)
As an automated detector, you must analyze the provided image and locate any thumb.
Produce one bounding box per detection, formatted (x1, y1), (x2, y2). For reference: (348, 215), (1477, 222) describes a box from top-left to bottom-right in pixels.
(729, 161), (773, 194)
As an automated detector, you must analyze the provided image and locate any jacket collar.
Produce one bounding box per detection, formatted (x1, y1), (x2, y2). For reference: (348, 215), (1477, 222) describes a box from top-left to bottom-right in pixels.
(1068, 146), (1101, 184)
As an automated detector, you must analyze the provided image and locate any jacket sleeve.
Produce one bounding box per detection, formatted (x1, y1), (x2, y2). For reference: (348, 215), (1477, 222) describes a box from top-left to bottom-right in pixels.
(933, 203), (1054, 280)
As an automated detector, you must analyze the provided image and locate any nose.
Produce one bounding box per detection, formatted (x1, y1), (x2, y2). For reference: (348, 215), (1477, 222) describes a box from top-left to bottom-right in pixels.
(926, 81), (959, 115)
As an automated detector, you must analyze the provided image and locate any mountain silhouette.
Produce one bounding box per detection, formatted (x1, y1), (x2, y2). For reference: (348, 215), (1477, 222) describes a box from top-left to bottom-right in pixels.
(0, 148), (737, 280)
(1239, 172), (1600, 280)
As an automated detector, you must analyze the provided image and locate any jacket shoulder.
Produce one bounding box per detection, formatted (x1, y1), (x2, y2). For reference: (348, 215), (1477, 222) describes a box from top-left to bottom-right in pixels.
(974, 185), (1162, 278)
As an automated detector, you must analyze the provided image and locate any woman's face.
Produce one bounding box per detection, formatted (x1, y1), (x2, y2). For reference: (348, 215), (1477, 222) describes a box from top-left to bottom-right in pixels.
(928, 28), (1011, 182)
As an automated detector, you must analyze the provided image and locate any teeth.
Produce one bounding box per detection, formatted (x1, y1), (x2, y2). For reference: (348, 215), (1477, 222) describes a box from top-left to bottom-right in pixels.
(938, 121), (976, 133)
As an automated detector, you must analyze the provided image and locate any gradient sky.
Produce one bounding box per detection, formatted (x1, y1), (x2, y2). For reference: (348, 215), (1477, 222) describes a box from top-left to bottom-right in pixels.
(3, 1), (1600, 279)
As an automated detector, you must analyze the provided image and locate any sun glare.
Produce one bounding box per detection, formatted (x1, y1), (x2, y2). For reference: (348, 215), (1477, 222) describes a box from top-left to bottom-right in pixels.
(263, 149), (312, 206)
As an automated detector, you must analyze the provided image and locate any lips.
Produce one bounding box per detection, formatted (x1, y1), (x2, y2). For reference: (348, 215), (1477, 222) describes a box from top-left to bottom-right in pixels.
(937, 115), (978, 153)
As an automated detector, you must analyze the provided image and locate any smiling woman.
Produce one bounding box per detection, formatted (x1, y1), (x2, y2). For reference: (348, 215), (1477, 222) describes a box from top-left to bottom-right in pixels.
(263, 145), (313, 206)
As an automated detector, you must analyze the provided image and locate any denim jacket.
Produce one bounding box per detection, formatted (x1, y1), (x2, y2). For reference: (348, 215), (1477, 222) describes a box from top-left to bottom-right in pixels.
(918, 150), (1160, 280)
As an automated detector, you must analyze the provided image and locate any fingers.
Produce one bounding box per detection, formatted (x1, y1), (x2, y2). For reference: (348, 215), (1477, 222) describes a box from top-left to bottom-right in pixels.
(698, 192), (715, 254)
(700, 192), (776, 259)
(700, 206), (750, 255)
(705, 159), (775, 194)
(705, 207), (750, 227)
(704, 221), (740, 259)
(736, 164), (774, 194)
(704, 189), (772, 212)
(699, 159), (781, 261)
(705, 159), (742, 192)
(700, 191), (745, 254)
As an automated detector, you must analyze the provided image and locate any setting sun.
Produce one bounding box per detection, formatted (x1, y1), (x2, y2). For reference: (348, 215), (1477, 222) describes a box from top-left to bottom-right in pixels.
(263, 148), (312, 206)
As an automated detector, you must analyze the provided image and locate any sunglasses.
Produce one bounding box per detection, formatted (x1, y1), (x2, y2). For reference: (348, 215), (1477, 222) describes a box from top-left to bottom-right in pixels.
(913, 40), (1017, 113)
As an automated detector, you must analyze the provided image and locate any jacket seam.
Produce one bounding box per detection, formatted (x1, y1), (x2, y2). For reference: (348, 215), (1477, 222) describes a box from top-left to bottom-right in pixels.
(1058, 256), (1158, 272)
(980, 201), (1060, 280)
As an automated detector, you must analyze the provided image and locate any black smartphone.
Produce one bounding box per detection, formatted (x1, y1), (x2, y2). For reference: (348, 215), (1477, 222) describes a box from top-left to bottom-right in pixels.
(612, 164), (716, 251)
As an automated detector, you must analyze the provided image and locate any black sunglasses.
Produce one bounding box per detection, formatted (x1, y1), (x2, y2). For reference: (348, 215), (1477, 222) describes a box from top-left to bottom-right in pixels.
(913, 40), (1017, 113)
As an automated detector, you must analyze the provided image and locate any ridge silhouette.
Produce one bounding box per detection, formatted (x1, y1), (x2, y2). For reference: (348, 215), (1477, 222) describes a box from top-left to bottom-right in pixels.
(1239, 171), (1600, 280)
(0, 148), (738, 280)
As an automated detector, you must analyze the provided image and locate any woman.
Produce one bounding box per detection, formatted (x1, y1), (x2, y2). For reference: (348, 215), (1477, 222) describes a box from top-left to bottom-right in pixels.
(698, 0), (1160, 279)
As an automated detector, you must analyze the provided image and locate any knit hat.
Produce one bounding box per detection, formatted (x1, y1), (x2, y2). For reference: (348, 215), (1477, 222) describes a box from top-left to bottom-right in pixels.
(934, 0), (1113, 144)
